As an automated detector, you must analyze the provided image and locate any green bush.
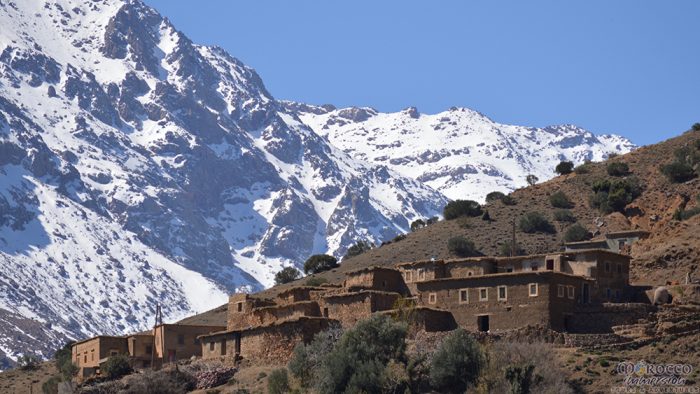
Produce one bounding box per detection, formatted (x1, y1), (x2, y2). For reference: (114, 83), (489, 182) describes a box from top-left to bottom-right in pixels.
(344, 241), (372, 259)
(447, 236), (479, 257)
(606, 162), (629, 176)
(426, 216), (439, 225)
(102, 354), (132, 380)
(505, 363), (540, 394)
(430, 329), (485, 394)
(553, 209), (576, 223)
(499, 241), (525, 257)
(526, 174), (539, 186)
(54, 342), (77, 381)
(574, 161), (593, 174)
(692, 123), (700, 131)
(120, 368), (196, 393)
(519, 212), (555, 234)
(410, 219), (426, 231)
(481, 210), (492, 221)
(555, 161), (574, 175)
(392, 233), (407, 242)
(288, 326), (343, 389)
(502, 195), (517, 205)
(267, 369), (289, 394)
(673, 206), (700, 221)
(304, 254), (338, 274)
(661, 161), (696, 183)
(485, 191), (506, 203)
(443, 200), (482, 220)
(318, 315), (407, 394)
(549, 191), (573, 209)
(42, 376), (61, 394)
(305, 277), (328, 287)
(274, 267), (301, 285)
(564, 223), (591, 243)
(589, 178), (643, 213)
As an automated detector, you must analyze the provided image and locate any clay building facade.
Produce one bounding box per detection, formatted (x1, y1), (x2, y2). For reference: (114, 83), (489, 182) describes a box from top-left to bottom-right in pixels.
(72, 336), (129, 378)
(152, 323), (225, 366)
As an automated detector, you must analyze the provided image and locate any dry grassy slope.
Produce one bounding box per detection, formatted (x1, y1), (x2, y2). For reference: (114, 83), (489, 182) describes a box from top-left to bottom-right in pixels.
(182, 129), (700, 326)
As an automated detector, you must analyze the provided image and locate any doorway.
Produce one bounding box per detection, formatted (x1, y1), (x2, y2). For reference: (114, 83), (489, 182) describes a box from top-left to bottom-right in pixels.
(477, 315), (489, 332)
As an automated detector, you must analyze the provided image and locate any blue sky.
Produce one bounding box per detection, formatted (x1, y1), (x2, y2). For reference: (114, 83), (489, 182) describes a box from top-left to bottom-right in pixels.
(145, 0), (700, 145)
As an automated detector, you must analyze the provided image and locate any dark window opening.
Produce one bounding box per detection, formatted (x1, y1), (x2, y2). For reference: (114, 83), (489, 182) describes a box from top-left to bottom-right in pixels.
(221, 340), (227, 356)
(546, 259), (554, 270)
(145, 345), (152, 354)
(477, 315), (489, 332)
(177, 334), (185, 345)
(209, 342), (215, 351)
(323, 307), (329, 317)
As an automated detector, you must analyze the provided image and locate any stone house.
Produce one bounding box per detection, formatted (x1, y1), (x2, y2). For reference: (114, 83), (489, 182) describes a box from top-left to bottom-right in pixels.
(151, 323), (225, 367)
(72, 336), (129, 378)
(565, 230), (650, 254)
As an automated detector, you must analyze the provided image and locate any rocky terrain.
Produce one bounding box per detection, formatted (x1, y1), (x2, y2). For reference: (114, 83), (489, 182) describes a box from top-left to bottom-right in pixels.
(0, 0), (634, 368)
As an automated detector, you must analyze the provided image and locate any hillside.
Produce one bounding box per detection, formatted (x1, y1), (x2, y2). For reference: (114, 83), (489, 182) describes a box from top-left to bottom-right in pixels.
(184, 127), (700, 326)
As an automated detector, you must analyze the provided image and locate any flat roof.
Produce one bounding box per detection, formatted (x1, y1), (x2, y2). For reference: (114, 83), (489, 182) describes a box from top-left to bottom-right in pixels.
(198, 316), (337, 339)
(72, 335), (127, 347)
(605, 230), (650, 238)
(414, 270), (594, 286)
(345, 265), (401, 275)
(323, 289), (400, 300)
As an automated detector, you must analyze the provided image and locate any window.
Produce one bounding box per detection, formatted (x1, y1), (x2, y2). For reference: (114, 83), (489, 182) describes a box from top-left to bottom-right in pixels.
(531, 263), (539, 271)
(428, 293), (437, 304)
(567, 285), (575, 299)
(505, 266), (514, 273)
(497, 286), (507, 301)
(557, 285), (565, 298)
(615, 289), (622, 301)
(177, 334), (185, 345)
(91, 351), (94, 361)
(84, 355), (87, 363)
(605, 262), (611, 273)
(406, 271), (413, 282)
(528, 283), (538, 297)
(237, 302), (243, 312)
(209, 342), (215, 351)
(381, 280), (387, 288)
(546, 259), (554, 270)
(418, 269), (426, 281)
(459, 289), (468, 304)
(110, 350), (118, 357)
(479, 288), (488, 301)
(221, 340), (227, 356)
(606, 288), (612, 299)
(467, 271), (473, 276)
(617, 264), (622, 274)
(194, 337), (200, 345)
(145, 345), (152, 354)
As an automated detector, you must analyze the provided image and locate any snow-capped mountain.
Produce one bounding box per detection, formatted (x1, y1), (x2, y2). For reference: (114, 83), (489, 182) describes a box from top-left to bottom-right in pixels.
(0, 0), (448, 367)
(288, 103), (635, 201)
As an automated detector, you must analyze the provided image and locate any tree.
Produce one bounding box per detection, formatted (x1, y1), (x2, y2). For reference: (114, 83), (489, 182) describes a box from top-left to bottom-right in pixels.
(606, 162), (630, 176)
(447, 237), (479, 257)
(549, 191), (573, 209)
(692, 122), (700, 131)
(426, 216), (440, 225)
(443, 200), (482, 220)
(563, 223), (591, 243)
(574, 161), (593, 174)
(481, 210), (492, 221)
(519, 212), (555, 234)
(303, 254), (338, 274)
(274, 266), (301, 285)
(505, 364), (540, 394)
(553, 209), (576, 223)
(430, 329), (485, 394)
(344, 241), (372, 259)
(54, 341), (78, 380)
(102, 354), (132, 380)
(661, 161), (696, 183)
(590, 178), (643, 214)
(410, 219), (426, 232)
(318, 315), (407, 393)
(485, 191), (506, 203)
(555, 161), (574, 175)
(526, 174), (539, 186)
(17, 354), (40, 371)
(288, 326), (343, 389)
(306, 277), (328, 287)
(267, 368), (290, 394)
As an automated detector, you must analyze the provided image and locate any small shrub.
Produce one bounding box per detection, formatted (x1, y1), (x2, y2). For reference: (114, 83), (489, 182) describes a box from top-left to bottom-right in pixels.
(555, 161), (574, 175)
(485, 191), (506, 203)
(123, 368), (196, 393)
(606, 162), (630, 176)
(661, 161), (696, 183)
(519, 212), (555, 234)
(481, 210), (491, 221)
(17, 353), (40, 371)
(499, 240), (525, 257)
(426, 216), (439, 225)
(589, 177), (643, 213)
(288, 326), (343, 389)
(553, 209), (576, 223)
(54, 341), (77, 380)
(447, 236), (479, 257)
(505, 363), (540, 394)
(549, 191), (573, 209)
(267, 369), (289, 394)
(305, 277), (328, 286)
(392, 233), (407, 242)
(304, 254), (338, 274)
(564, 223), (591, 243)
(102, 354), (132, 380)
(443, 200), (482, 220)
(274, 267), (301, 285)
(692, 123), (700, 131)
(344, 241), (372, 259)
(526, 174), (539, 186)
(430, 329), (485, 394)
(42, 376), (61, 394)
(574, 161), (593, 174)
(673, 206), (700, 221)
(410, 219), (426, 231)
(501, 195), (517, 205)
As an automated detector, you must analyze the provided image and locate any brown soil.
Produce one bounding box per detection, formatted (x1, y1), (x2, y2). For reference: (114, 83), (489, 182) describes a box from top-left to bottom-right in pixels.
(0, 361), (57, 394)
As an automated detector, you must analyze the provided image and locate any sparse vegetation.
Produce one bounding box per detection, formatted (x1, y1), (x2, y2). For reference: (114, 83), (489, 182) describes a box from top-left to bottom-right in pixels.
(549, 191), (574, 209)
(274, 266), (301, 285)
(305, 277), (328, 286)
(392, 233), (407, 242)
(553, 209), (576, 223)
(54, 341), (77, 381)
(606, 162), (630, 176)
(426, 216), (439, 225)
(499, 240), (525, 257)
(555, 161), (574, 175)
(574, 161), (593, 174)
(502, 195), (517, 205)
(102, 354), (132, 380)
(519, 212), (555, 234)
(481, 210), (492, 221)
(447, 236), (479, 257)
(526, 174), (539, 186)
(410, 219), (426, 231)
(267, 368), (289, 394)
(692, 123), (700, 131)
(343, 241), (372, 259)
(486, 191), (507, 203)
(564, 223), (591, 243)
(430, 329), (485, 394)
(660, 145), (700, 183)
(443, 200), (482, 220)
(288, 326), (343, 389)
(590, 178), (642, 213)
(17, 353), (40, 371)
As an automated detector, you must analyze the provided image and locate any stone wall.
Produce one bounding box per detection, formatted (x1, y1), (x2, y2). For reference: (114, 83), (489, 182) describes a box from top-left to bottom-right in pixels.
(248, 301), (321, 326)
(322, 291), (400, 328)
(154, 324), (225, 364)
(568, 303), (656, 333)
(344, 268), (406, 294)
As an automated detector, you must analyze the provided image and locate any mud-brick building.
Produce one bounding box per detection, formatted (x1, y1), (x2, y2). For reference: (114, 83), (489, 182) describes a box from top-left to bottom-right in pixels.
(565, 230), (650, 254)
(152, 323), (225, 367)
(72, 336), (129, 378)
